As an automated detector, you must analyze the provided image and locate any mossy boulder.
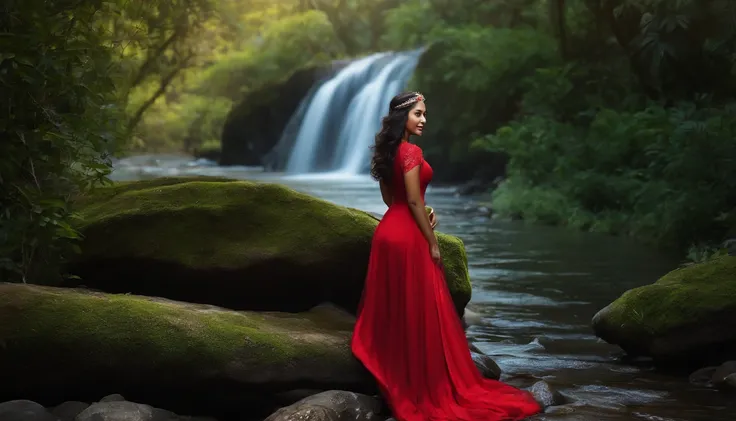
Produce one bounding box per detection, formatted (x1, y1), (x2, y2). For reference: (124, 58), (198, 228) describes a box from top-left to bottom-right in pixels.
(66, 177), (472, 314)
(592, 256), (736, 366)
(0, 283), (371, 419)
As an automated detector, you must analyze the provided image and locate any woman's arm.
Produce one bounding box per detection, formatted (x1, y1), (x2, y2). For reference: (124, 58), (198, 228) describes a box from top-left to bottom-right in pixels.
(404, 167), (437, 248)
(379, 179), (393, 208)
(401, 144), (440, 264)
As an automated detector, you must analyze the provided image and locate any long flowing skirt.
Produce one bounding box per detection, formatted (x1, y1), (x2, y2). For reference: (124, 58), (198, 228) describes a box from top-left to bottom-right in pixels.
(351, 205), (541, 421)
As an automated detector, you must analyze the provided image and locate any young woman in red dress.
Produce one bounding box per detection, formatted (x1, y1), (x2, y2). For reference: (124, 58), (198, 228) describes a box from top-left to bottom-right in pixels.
(351, 91), (542, 421)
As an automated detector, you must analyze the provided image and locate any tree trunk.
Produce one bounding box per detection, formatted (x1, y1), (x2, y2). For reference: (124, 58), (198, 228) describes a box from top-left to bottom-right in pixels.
(126, 52), (194, 135)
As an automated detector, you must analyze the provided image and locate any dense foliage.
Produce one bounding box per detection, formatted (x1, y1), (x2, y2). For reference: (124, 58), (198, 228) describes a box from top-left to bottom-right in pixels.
(0, 0), (121, 282)
(394, 0), (736, 255)
(2, 0), (734, 282)
(479, 1), (736, 254)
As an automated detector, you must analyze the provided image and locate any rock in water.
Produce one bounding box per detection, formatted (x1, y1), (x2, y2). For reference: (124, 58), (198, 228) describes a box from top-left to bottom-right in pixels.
(527, 381), (565, 409)
(66, 177), (471, 315)
(0, 400), (59, 421)
(263, 391), (384, 421)
(50, 401), (88, 421)
(470, 352), (501, 381)
(724, 374), (736, 389)
(468, 343), (502, 380)
(74, 401), (216, 421)
(462, 308), (483, 327)
(99, 394), (126, 403)
(0, 283), (372, 419)
(689, 366), (718, 387)
(712, 361), (736, 389)
(592, 256), (736, 366)
(75, 401), (170, 421)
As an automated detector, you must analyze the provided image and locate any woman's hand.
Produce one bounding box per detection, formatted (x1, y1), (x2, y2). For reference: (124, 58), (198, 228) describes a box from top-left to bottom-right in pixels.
(430, 243), (441, 265)
(428, 208), (438, 230)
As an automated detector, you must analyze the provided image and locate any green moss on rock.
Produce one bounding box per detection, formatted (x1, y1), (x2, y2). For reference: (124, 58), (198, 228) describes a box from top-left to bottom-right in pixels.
(72, 175), (237, 210)
(437, 233), (472, 314)
(0, 283), (369, 415)
(68, 177), (472, 314)
(75, 180), (376, 268)
(592, 256), (736, 365)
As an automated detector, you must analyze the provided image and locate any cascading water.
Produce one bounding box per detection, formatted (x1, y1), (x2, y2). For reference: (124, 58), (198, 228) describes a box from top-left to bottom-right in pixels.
(284, 50), (422, 175)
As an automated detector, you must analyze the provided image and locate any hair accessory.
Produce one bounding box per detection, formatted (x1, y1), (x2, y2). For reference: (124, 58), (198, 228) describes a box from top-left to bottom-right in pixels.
(394, 92), (425, 109)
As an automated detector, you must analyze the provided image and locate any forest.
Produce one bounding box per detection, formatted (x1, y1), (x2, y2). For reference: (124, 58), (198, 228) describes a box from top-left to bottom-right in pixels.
(2, 0), (735, 283)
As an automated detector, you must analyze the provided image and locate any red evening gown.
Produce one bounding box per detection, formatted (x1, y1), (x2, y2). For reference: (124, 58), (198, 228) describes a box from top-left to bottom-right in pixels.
(352, 142), (541, 421)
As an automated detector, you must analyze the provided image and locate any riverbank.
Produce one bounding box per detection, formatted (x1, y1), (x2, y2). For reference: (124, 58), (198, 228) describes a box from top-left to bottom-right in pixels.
(96, 156), (736, 421)
(0, 175), (563, 421)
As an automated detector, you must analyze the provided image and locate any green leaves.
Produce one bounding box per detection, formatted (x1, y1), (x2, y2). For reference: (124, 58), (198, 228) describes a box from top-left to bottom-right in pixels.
(0, 0), (120, 283)
(486, 100), (736, 249)
(410, 25), (558, 180)
(614, 0), (736, 97)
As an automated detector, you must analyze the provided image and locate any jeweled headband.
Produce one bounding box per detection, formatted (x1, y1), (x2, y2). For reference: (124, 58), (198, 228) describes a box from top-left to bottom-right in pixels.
(393, 92), (425, 109)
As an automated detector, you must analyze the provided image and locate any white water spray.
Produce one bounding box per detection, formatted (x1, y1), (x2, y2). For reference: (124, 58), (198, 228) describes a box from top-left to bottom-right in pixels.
(284, 50), (421, 175)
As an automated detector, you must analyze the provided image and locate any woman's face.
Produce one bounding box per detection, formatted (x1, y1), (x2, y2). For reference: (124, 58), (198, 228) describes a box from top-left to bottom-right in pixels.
(405, 100), (426, 137)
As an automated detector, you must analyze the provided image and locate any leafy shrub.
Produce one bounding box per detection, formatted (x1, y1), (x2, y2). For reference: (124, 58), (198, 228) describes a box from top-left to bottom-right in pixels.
(481, 100), (736, 249)
(0, 0), (121, 282)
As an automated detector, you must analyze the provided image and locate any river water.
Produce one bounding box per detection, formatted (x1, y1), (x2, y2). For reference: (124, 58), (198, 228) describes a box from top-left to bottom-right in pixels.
(112, 155), (736, 421)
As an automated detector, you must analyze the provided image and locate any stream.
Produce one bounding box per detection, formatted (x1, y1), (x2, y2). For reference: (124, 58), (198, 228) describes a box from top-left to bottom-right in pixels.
(112, 155), (736, 421)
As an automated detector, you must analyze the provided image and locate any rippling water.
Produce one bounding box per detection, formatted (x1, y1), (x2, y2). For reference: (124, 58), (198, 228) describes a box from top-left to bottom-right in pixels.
(112, 156), (736, 421)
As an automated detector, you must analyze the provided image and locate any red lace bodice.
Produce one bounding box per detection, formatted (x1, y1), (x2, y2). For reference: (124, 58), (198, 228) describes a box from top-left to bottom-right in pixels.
(391, 142), (433, 205)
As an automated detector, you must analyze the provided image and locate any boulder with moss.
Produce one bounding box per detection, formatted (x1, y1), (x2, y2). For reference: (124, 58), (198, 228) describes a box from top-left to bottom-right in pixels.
(0, 283), (372, 419)
(592, 256), (736, 366)
(66, 177), (472, 315)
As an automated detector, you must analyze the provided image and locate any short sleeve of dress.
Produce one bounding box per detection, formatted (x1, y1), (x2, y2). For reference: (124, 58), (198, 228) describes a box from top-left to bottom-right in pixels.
(401, 143), (423, 173)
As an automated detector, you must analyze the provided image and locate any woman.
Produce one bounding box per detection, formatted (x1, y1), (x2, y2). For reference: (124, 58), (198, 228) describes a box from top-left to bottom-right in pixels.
(351, 92), (541, 421)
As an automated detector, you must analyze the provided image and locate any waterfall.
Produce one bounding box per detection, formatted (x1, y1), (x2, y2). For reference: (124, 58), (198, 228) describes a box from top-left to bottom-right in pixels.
(284, 50), (422, 175)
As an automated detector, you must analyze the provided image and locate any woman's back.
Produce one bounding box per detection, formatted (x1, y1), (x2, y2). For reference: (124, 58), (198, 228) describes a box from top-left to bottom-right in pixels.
(390, 142), (432, 206)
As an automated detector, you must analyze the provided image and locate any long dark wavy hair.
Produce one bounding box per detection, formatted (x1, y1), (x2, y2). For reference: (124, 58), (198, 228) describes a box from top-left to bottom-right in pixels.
(370, 91), (423, 183)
